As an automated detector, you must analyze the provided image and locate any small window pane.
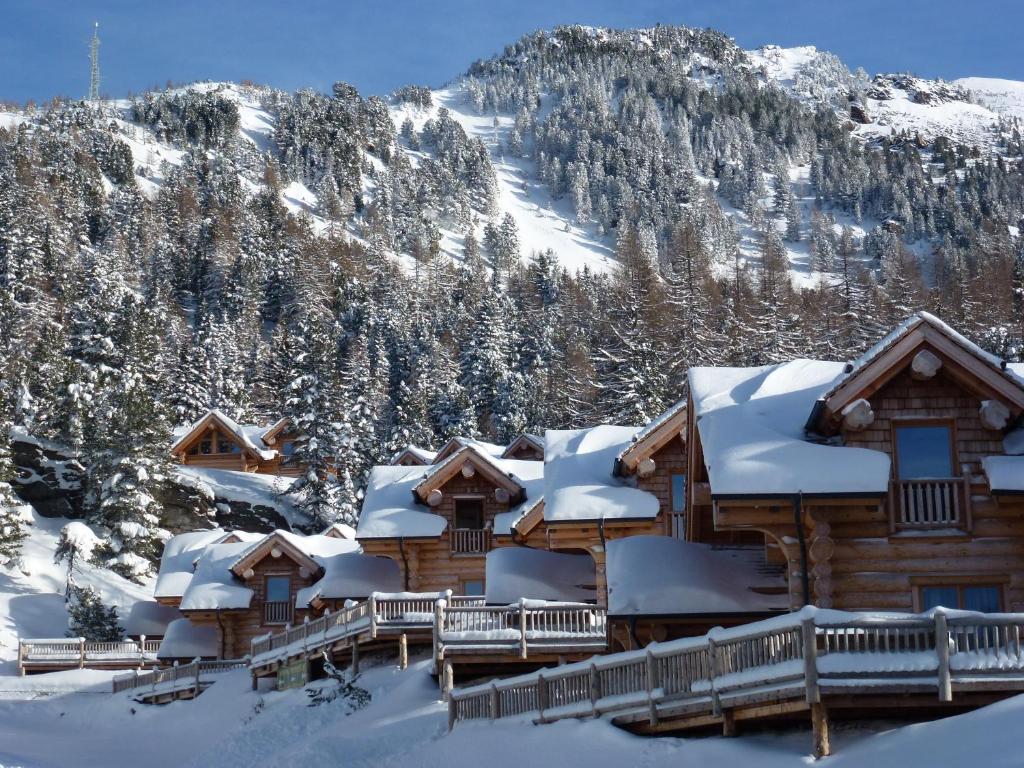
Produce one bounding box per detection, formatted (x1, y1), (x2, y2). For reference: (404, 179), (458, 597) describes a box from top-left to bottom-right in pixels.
(963, 586), (1001, 613)
(281, 441), (296, 457)
(217, 440), (232, 454)
(455, 499), (485, 529)
(671, 474), (686, 513)
(921, 586), (959, 610)
(896, 426), (952, 478)
(266, 576), (290, 602)
(463, 580), (484, 596)
(199, 440), (212, 455)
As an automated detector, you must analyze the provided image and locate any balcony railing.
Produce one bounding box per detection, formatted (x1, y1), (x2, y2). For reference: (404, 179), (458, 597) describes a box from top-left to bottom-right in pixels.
(892, 477), (970, 530)
(264, 600), (293, 625)
(450, 527), (490, 555)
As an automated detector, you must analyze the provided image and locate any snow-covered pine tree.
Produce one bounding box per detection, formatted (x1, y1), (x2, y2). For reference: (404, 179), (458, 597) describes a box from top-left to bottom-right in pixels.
(66, 585), (124, 642)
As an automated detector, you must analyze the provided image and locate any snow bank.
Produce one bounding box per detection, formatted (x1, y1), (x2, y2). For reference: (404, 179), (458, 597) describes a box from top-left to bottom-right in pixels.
(690, 360), (891, 496)
(544, 426), (659, 522)
(156, 618), (219, 659)
(484, 548), (596, 604)
(356, 465), (448, 539)
(174, 466), (303, 524)
(606, 536), (787, 616)
(982, 456), (1024, 493)
(124, 601), (182, 637)
(296, 553), (402, 606)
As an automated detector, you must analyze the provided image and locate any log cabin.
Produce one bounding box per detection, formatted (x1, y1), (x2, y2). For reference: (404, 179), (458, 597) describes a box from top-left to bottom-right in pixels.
(687, 312), (1024, 615)
(170, 410), (304, 477)
(356, 444), (544, 595)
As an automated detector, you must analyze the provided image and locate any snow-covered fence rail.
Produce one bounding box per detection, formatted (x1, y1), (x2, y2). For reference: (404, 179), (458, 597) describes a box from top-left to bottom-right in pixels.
(112, 658), (246, 699)
(18, 637), (161, 674)
(434, 598), (608, 666)
(448, 608), (1024, 730)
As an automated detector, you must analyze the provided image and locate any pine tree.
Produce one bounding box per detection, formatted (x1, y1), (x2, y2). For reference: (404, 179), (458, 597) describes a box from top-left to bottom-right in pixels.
(66, 585), (124, 642)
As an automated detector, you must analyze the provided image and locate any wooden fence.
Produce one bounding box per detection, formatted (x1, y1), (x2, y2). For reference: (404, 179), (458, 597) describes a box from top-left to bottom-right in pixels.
(18, 637), (162, 674)
(448, 608), (1024, 730)
(112, 658), (247, 699)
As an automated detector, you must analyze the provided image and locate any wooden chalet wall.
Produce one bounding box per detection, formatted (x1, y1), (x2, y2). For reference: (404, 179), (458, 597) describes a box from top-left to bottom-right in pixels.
(256, 429), (303, 477)
(713, 366), (1024, 613)
(176, 425), (261, 472)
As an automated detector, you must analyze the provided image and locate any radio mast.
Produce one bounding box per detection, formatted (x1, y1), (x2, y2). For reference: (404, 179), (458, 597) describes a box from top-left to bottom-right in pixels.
(88, 22), (101, 102)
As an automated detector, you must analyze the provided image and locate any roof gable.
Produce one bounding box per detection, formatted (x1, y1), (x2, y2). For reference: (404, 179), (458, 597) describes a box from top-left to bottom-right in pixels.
(501, 434), (545, 460)
(617, 399), (687, 474)
(171, 409), (276, 462)
(229, 531), (322, 578)
(260, 417), (294, 445)
(414, 446), (526, 503)
(432, 436), (505, 464)
(812, 313), (1024, 434)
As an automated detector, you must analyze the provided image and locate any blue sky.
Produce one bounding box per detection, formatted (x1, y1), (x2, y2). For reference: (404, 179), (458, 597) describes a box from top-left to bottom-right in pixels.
(2, 0), (1023, 104)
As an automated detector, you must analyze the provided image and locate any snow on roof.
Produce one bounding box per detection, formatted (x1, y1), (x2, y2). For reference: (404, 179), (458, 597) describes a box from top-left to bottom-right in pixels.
(173, 466), (305, 526)
(618, 397), (686, 461)
(321, 522), (357, 540)
(156, 618), (219, 659)
(1004, 428), (1024, 456)
(690, 360), (891, 497)
(179, 541), (255, 611)
(606, 536), (788, 616)
(229, 530), (358, 573)
(982, 456), (1024, 493)
(295, 554), (402, 607)
(543, 426), (660, 522)
(170, 409), (277, 461)
(389, 445), (437, 464)
(124, 601), (182, 637)
(154, 529), (230, 600)
(484, 548), (596, 605)
(434, 436), (505, 462)
(356, 465), (446, 539)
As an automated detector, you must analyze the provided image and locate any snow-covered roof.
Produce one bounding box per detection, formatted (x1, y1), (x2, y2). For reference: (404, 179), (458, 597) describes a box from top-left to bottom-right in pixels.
(296, 554), (402, 606)
(690, 360), (891, 497)
(154, 529), (229, 600)
(179, 541), (255, 611)
(356, 465), (447, 539)
(173, 466), (304, 525)
(170, 409), (278, 461)
(618, 397), (686, 463)
(501, 433), (545, 458)
(606, 536), (788, 616)
(229, 530), (358, 576)
(389, 445), (437, 465)
(321, 522), (357, 540)
(124, 601), (182, 637)
(484, 548), (596, 604)
(156, 618), (219, 659)
(433, 436), (506, 463)
(543, 426), (660, 522)
(982, 456), (1024, 494)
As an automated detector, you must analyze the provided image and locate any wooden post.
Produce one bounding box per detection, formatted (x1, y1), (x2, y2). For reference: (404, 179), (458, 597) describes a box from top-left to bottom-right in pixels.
(646, 648), (659, 725)
(194, 659), (201, 698)
(17, 641), (24, 677)
(589, 662), (601, 715)
(433, 598), (446, 676)
(936, 611), (952, 702)
(536, 672), (547, 722)
(490, 683), (500, 721)
(722, 709), (737, 738)
(802, 616), (820, 704)
(251, 671), (258, 691)
(810, 702), (830, 758)
(369, 594), (378, 639)
(442, 660), (453, 700)
(399, 633), (408, 670)
(351, 637), (360, 677)
(447, 692), (457, 731)
(519, 598), (528, 659)
(707, 636), (720, 715)
(139, 634), (147, 669)
(79, 637), (86, 669)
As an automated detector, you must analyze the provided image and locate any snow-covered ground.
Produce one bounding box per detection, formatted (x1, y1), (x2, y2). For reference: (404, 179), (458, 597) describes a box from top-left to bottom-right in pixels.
(1, 652), (1023, 767)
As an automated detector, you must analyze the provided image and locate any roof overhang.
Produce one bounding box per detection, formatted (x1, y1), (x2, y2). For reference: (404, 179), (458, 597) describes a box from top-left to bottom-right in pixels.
(170, 410), (268, 462)
(501, 434), (544, 459)
(413, 446), (525, 504)
(260, 417), (293, 445)
(229, 532), (322, 579)
(618, 403), (688, 475)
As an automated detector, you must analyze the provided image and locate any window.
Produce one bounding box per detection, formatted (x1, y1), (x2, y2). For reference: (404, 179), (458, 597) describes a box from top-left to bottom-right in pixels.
(895, 424), (954, 479)
(671, 474), (686, 513)
(217, 439), (232, 454)
(920, 584), (1001, 612)
(266, 576), (291, 602)
(454, 498), (485, 530)
(187, 446), (198, 456)
(462, 580), (485, 596)
(281, 441), (296, 457)
(264, 576), (293, 624)
(199, 440), (212, 455)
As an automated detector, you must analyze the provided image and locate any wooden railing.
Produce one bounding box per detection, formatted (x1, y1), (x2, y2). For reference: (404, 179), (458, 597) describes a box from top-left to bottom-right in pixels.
(250, 591), (460, 663)
(450, 528), (491, 555)
(434, 598), (608, 666)
(112, 658), (247, 696)
(448, 608), (1024, 730)
(892, 477), (969, 529)
(19, 637), (161, 674)
(264, 600), (293, 625)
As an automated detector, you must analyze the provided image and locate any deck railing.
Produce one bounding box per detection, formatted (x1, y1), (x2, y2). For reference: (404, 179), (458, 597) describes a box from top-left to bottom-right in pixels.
(112, 658), (247, 696)
(264, 600), (293, 625)
(19, 637), (161, 673)
(435, 598), (608, 663)
(450, 528), (491, 555)
(448, 608), (1024, 730)
(893, 477), (969, 529)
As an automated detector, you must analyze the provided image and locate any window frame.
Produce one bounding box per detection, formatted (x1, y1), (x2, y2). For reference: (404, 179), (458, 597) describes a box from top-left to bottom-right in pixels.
(912, 576), (1006, 612)
(460, 578), (485, 597)
(453, 495), (487, 531)
(264, 574), (292, 604)
(891, 417), (959, 480)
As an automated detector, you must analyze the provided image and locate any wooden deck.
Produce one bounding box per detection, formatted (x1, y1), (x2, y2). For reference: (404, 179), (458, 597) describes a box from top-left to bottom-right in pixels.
(448, 608), (1024, 757)
(112, 659), (248, 703)
(18, 638), (162, 675)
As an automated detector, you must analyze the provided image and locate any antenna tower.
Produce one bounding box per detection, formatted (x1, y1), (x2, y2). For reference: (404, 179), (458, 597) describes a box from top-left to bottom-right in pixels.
(88, 23), (101, 102)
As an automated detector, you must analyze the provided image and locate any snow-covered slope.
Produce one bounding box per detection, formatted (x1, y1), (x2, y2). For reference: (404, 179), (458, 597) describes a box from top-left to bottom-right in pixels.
(2, 654), (1024, 767)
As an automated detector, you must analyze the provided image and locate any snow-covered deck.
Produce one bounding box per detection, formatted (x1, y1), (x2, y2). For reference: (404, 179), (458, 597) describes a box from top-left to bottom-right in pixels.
(18, 638), (162, 675)
(449, 607), (1024, 754)
(112, 658), (248, 702)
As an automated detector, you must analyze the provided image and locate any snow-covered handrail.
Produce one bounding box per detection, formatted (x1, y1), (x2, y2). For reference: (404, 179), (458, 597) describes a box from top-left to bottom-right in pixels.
(18, 637), (161, 674)
(112, 657), (247, 696)
(447, 607), (1024, 730)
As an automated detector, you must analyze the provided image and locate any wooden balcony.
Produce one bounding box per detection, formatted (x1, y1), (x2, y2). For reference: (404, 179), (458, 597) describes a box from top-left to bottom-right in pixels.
(18, 637), (162, 674)
(264, 600), (293, 625)
(450, 527), (491, 556)
(890, 477), (971, 531)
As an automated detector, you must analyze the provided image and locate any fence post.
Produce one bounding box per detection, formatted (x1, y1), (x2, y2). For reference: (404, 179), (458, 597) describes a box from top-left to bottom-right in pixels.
(433, 597), (447, 677)
(802, 616), (820, 704)
(589, 662), (601, 715)
(79, 637), (86, 669)
(936, 611), (952, 702)
(351, 637), (360, 677)
(447, 692), (457, 731)
(519, 598), (528, 659)
(442, 660), (453, 700)
(707, 636), (720, 715)
(194, 658), (201, 698)
(370, 594), (378, 639)
(139, 634), (146, 669)
(646, 648), (660, 726)
(399, 633), (408, 670)
(490, 682), (500, 721)
(17, 641), (24, 677)
(536, 671), (547, 722)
